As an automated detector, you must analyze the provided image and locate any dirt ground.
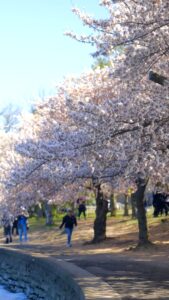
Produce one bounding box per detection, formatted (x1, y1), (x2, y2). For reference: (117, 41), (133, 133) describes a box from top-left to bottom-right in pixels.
(1, 215), (169, 299)
(1, 214), (168, 262)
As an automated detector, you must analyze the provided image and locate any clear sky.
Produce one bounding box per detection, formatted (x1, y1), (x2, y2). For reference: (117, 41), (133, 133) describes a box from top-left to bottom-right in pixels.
(0, 0), (107, 112)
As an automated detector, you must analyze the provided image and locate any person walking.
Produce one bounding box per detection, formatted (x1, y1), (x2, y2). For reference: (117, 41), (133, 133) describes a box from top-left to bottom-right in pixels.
(17, 209), (29, 243)
(1, 212), (14, 244)
(59, 209), (77, 247)
(78, 201), (87, 219)
(12, 217), (18, 235)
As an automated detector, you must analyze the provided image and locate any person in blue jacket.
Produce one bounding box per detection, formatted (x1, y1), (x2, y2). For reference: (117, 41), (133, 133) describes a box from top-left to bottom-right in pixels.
(59, 209), (77, 247)
(17, 209), (29, 243)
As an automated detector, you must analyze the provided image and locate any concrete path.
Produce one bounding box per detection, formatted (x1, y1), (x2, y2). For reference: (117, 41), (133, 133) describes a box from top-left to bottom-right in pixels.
(6, 242), (169, 300)
(1, 219), (169, 300)
(62, 253), (169, 300)
(54, 257), (121, 300)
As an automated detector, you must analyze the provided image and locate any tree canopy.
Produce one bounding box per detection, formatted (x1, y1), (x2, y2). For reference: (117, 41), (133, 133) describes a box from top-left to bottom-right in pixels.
(0, 0), (169, 219)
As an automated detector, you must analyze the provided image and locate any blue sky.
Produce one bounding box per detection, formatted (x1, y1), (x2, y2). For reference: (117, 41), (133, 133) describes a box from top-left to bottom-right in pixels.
(0, 0), (107, 112)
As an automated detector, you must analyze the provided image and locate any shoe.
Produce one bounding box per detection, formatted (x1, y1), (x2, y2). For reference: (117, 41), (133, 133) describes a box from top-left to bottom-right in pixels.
(66, 244), (72, 248)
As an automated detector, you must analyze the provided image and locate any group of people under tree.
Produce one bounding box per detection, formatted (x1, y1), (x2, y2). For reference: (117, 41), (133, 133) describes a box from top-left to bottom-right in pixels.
(152, 190), (169, 217)
(129, 184), (169, 219)
(1, 208), (29, 244)
(1, 198), (86, 248)
(2, 184), (169, 249)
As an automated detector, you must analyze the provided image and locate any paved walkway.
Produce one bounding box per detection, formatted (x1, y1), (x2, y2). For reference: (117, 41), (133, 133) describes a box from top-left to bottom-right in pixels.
(1, 218), (169, 299)
(2, 242), (169, 300)
(68, 253), (169, 300)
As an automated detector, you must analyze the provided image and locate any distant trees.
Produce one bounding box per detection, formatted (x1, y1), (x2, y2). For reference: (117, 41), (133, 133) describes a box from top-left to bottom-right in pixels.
(92, 57), (112, 70)
(0, 104), (20, 132)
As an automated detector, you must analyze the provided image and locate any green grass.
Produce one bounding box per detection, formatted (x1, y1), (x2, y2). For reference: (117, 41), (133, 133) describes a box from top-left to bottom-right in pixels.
(29, 213), (65, 230)
(28, 207), (168, 234)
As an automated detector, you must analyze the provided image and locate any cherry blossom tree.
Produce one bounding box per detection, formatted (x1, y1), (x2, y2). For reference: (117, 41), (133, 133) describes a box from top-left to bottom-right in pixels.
(0, 70), (156, 243)
(2, 0), (169, 246)
(64, 0), (169, 246)
(66, 1), (169, 76)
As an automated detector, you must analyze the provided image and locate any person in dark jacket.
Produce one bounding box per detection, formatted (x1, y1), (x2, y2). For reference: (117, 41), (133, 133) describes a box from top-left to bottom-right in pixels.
(59, 209), (77, 247)
(78, 201), (87, 219)
(153, 192), (169, 217)
(12, 218), (18, 235)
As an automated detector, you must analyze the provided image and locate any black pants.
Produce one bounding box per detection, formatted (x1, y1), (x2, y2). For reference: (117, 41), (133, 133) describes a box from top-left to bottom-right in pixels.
(4, 226), (12, 243)
(12, 225), (18, 235)
(78, 210), (86, 219)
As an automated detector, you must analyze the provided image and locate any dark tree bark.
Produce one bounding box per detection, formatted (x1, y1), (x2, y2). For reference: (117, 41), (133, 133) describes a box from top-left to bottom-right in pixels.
(123, 193), (129, 216)
(70, 201), (76, 211)
(135, 175), (151, 247)
(93, 184), (108, 243)
(149, 71), (169, 86)
(131, 192), (137, 219)
(110, 193), (117, 216)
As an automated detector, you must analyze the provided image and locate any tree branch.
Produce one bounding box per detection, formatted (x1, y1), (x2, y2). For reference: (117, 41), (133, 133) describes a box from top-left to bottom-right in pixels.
(149, 70), (169, 86)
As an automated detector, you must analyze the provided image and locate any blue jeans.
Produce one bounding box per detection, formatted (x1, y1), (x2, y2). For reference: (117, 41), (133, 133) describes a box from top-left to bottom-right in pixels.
(65, 228), (73, 246)
(18, 224), (27, 242)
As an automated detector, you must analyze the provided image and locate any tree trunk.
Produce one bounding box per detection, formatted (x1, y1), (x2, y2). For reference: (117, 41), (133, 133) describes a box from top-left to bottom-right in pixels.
(131, 193), (137, 219)
(35, 203), (44, 218)
(135, 176), (151, 246)
(110, 193), (117, 216)
(70, 201), (76, 212)
(44, 201), (53, 226)
(93, 184), (108, 243)
(123, 194), (129, 216)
